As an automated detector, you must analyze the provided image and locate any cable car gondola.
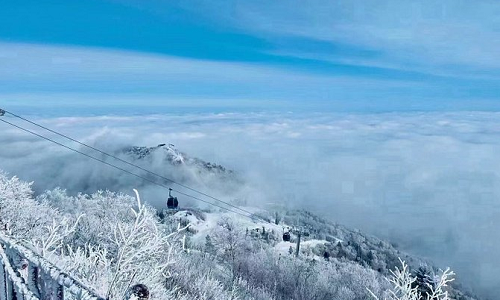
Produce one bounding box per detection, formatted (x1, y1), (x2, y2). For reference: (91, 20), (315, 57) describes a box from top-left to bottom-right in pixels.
(283, 228), (291, 242)
(167, 188), (179, 209)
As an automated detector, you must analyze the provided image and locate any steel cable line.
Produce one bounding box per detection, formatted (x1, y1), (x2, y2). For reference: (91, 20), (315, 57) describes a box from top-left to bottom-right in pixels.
(0, 117), (257, 219)
(1, 109), (257, 217)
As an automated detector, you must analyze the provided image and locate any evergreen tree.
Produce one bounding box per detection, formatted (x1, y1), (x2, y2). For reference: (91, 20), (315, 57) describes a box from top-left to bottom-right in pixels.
(205, 234), (216, 255)
(413, 266), (436, 299)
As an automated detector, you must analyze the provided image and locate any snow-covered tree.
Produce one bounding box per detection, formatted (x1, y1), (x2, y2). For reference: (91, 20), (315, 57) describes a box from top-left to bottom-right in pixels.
(212, 216), (247, 279)
(0, 171), (58, 239)
(413, 266), (436, 298)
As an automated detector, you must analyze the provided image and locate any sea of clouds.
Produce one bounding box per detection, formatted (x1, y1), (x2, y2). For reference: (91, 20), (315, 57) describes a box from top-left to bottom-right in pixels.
(1, 111), (499, 298)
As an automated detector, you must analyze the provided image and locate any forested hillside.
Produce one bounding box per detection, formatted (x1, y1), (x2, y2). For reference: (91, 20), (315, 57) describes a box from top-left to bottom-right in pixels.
(0, 170), (477, 300)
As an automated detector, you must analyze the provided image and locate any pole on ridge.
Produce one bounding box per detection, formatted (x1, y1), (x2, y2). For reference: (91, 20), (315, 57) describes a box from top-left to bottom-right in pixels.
(295, 231), (301, 257)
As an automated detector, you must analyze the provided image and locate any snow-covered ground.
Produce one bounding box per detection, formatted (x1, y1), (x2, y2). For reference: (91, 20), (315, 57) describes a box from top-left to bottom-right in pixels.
(171, 209), (339, 259)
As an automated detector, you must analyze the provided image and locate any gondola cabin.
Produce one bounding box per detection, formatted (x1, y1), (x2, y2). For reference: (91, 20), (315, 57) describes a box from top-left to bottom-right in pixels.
(167, 188), (179, 209)
(283, 231), (291, 242)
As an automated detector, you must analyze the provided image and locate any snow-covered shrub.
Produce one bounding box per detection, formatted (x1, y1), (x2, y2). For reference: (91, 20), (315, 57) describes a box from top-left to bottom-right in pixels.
(31, 215), (82, 259)
(235, 249), (388, 300)
(58, 245), (111, 295)
(0, 171), (58, 239)
(368, 258), (455, 300)
(38, 188), (138, 249)
(105, 189), (188, 299)
(52, 189), (190, 300)
(2, 171), (191, 300)
(167, 250), (274, 300)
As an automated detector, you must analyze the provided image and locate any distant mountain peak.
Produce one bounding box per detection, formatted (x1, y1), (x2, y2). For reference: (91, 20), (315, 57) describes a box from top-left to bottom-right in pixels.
(123, 143), (234, 175)
(164, 144), (184, 164)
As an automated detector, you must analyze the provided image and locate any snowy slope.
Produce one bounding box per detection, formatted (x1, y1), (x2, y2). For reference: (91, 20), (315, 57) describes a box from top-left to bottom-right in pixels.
(162, 207), (478, 300)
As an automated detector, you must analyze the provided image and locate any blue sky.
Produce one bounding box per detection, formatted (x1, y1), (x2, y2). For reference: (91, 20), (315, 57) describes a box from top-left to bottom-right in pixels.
(1, 0), (499, 114)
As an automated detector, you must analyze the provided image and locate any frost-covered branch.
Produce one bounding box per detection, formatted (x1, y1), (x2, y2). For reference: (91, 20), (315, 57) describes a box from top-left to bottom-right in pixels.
(424, 268), (455, 300)
(32, 215), (83, 259)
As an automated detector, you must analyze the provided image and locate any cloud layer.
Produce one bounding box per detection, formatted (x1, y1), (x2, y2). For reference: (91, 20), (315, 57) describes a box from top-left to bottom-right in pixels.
(1, 111), (500, 298)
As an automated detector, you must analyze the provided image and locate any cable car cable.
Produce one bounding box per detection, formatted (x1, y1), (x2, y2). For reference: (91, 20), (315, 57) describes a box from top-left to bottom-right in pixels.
(0, 118), (256, 219)
(0, 109), (257, 218)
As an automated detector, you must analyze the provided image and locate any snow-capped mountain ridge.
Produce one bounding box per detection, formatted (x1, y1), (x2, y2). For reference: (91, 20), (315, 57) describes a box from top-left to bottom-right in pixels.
(123, 143), (234, 175)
